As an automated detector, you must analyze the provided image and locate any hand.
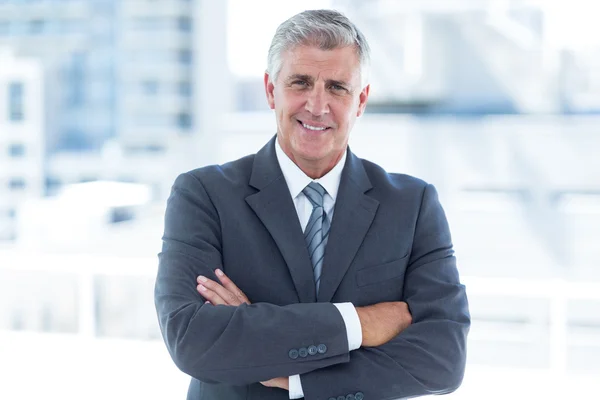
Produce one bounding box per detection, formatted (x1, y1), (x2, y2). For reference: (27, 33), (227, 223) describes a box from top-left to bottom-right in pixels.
(356, 301), (412, 347)
(260, 377), (289, 391)
(196, 269), (251, 306)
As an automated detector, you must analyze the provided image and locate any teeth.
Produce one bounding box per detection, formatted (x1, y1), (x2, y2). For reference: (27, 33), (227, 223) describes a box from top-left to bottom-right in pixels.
(302, 123), (327, 131)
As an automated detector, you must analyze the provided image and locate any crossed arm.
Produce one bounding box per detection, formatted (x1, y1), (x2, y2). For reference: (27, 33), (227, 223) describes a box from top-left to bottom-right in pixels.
(155, 173), (470, 399)
(196, 268), (413, 392)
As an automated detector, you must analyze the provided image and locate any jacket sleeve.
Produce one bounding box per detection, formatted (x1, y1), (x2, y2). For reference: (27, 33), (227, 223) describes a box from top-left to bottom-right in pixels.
(154, 172), (352, 385)
(299, 184), (471, 400)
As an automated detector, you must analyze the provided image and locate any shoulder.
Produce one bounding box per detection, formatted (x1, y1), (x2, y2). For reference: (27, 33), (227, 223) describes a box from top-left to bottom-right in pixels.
(359, 157), (429, 194)
(185, 153), (255, 185)
(171, 153), (256, 196)
(357, 157), (446, 223)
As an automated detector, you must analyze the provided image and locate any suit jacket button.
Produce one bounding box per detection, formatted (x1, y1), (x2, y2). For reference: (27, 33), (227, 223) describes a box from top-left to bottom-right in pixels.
(328, 398), (337, 400)
(346, 395), (356, 400)
(298, 347), (308, 358)
(288, 349), (299, 359)
(337, 396), (346, 400)
(355, 392), (364, 400)
(317, 344), (327, 354)
(308, 345), (318, 355)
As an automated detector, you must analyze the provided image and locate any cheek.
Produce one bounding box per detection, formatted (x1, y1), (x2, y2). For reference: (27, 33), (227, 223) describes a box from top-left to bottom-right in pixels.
(287, 96), (306, 114)
(276, 90), (304, 109)
(334, 104), (356, 127)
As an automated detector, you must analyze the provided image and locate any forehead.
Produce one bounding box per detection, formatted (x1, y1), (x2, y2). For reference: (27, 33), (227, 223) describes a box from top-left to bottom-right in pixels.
(279, 45), (361, 82)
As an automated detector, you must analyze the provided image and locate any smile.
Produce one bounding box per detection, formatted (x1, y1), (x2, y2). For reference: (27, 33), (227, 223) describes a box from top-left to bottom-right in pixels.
(298, 120), (330, 132)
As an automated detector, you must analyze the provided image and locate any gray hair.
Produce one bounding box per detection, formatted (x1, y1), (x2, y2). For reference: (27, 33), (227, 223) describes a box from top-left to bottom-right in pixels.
(267, 9), (371, 88)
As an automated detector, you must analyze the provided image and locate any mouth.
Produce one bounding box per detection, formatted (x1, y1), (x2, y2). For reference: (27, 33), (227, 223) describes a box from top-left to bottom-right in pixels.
(297, 119), (331, 133)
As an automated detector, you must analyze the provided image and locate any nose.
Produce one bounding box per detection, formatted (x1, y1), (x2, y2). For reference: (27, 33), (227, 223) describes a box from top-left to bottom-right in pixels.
(305, 85), (329, 116)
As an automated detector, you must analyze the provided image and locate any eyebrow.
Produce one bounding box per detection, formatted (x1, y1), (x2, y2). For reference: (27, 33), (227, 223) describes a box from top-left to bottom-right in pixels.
(286, 74), (350, 88)
(286, 74), (313, 83)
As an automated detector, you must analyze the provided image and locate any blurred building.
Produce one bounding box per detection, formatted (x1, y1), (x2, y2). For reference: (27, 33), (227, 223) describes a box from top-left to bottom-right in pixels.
(0, 1), (231, 238)
(233, 0), (600, 115)
(0, 0), (199, 152)
(0, 0), (231, 151)
(117, 0), (197, 152)
(0, 48), (45, 241)
(0, 0), (117, 152)
(0, 3), (222, 147)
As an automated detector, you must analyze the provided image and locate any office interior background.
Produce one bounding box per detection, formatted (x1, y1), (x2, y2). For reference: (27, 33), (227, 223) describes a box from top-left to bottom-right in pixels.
(0, 0), (599, 398)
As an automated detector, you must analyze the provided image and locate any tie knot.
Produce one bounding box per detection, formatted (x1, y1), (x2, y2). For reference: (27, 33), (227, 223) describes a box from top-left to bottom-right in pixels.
(303, 182), (326, 208)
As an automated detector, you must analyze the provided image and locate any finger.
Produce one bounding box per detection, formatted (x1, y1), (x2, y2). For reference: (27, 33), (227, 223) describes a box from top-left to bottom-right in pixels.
(197, 283), (228, 305)
(197, 283), (226, 305)
(260, 377), (286, 389)
(197, 276), (242, 306)
(215, 269), (250, 304)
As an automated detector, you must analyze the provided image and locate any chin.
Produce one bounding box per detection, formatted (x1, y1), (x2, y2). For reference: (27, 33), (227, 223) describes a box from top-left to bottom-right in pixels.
(295, 143), (329, 160)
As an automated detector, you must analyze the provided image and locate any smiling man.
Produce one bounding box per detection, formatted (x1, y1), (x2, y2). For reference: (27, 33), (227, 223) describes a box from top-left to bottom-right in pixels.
(266, 43), (368, 179)
(155, 9), (470, 400)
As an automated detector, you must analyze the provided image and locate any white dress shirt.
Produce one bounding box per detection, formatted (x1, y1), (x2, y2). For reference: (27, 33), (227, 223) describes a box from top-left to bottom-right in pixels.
(274, 138), (362, 399)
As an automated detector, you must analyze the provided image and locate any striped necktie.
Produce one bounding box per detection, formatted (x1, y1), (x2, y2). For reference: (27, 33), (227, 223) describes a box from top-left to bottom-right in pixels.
(302, 182), (330, 294)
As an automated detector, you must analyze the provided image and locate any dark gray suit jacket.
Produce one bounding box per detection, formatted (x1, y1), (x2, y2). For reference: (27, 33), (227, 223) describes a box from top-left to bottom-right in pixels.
(154, 137), (470, 400)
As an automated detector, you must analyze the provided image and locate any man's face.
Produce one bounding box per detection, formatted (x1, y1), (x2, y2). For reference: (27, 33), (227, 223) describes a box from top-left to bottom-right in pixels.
(264, 45), (370, 177)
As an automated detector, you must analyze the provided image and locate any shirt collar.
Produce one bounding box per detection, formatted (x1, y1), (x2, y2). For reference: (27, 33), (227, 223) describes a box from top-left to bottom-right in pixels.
(275, 137), (346, 201)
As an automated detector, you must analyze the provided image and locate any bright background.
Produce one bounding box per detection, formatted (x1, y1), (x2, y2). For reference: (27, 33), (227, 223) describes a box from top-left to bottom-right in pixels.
(1, 0), (599, 399)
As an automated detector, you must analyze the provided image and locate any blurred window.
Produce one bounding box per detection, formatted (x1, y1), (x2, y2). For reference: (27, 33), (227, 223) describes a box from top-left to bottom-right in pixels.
(79, 176), (97, 183)
(8, 82), (24, 121)
(178, 49), (192, 65)
(87, 80), (113, 103)
(131, 17), (169, 31)
(129, 113), (170, 128)
(8, 144), (26, 157)
(127, 50), (171, 64)
(142, 80), (159, 95)
(59, 129), (94, 151)
(67, 52), (86, 107)
(143, 144), (165, 153)
(59, 19), (84, 34)
(177, 16), (192, 32)
(29, 19), (45, 35)
(177, 112), (192, 130)
(178, 81), (192, 97)
(109, 206), (134, 224)
(124, 144), (165, 155)
(8, 178), (26, 190)
(0, 21), (9, 35)
(45, 176), (62, 195)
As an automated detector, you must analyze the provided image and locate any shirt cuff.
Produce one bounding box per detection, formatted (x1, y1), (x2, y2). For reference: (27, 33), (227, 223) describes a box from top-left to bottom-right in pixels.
(288, 374), (303, 399)
(334, 302), (362, 351)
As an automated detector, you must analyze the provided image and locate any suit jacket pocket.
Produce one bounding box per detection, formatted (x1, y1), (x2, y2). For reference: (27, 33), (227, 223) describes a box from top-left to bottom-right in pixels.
(356, 255), (409, 288)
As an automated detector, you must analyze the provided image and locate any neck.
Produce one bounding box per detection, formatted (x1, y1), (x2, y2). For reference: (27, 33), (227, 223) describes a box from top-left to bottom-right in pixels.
(292, 152), (344, 179)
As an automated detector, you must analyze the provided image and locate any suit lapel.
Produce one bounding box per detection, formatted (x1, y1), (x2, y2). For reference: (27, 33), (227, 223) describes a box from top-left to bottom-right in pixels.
(245, 137), (317, 303)
(317, 151), (379, 302)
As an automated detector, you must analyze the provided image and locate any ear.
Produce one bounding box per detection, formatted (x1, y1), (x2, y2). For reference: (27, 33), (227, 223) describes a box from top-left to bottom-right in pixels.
(264, 72), (275, 110)
(356, 84), (370, 117)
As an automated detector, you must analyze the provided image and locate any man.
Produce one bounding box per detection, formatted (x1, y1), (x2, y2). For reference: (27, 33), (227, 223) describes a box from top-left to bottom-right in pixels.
(155, 9), (469, 400)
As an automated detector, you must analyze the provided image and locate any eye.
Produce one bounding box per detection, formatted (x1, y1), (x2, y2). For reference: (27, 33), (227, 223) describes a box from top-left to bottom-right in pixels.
(291, 80), (308, 88)
(330, 84), (347, 92)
